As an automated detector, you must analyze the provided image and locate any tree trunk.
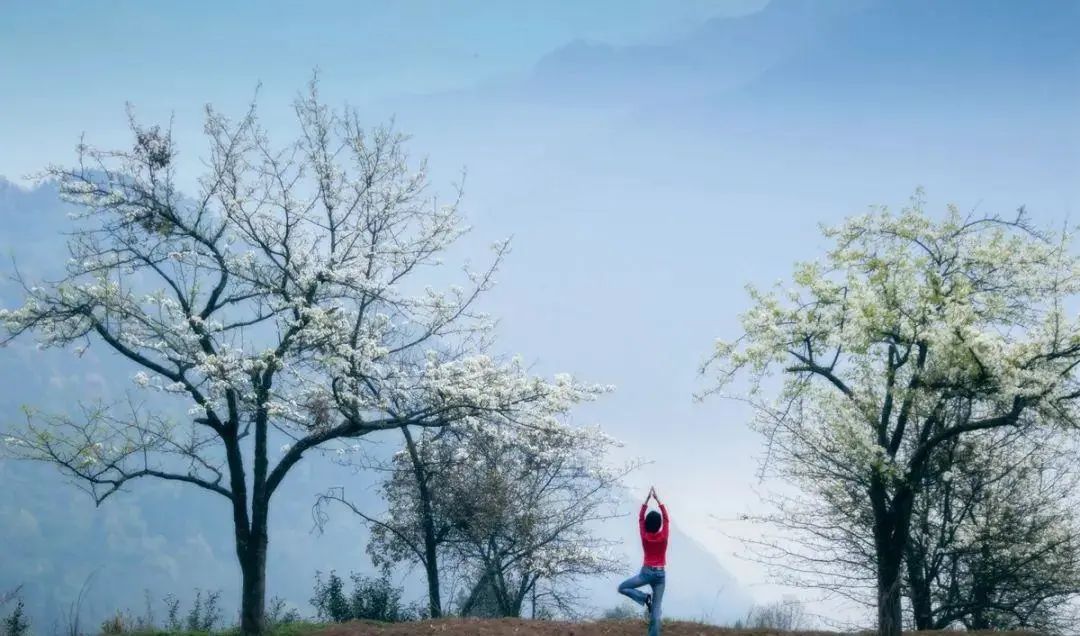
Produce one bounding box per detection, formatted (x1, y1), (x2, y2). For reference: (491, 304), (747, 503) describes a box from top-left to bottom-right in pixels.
(224, 432), (267, 636)
(403, 427), (442, 618)
(239, 531), (268, 636)
(877, 552), (904, 636)
(871, 476), (917, 636)
(240, 490), (270, 636)
(423, 547), (441, 618)
(459, 571), (489, 617)
(905, 545), (934, 629)
(492, 571), (513, 617)
(969, 544), (991, 629)
(871, 465), (921, 636)
(241, 386), (275, 636)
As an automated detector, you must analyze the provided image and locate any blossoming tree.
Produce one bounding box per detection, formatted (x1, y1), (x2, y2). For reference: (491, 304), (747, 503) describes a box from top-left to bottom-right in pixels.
(318, 417), (632, 618)
(0, 81), (606, 636)
(701, 195), (1080, 636)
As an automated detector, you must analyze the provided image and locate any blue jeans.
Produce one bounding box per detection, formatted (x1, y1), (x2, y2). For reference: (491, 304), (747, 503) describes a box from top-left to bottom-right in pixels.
(618, 565), (666, 636)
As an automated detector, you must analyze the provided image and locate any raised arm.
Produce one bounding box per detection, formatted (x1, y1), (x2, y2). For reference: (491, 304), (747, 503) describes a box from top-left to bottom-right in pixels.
(654, 489), (670, 538)
(639, 486), (654, 535)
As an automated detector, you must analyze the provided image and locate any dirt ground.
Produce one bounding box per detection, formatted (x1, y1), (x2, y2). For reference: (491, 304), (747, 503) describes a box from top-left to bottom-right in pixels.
(311, 618), (1040, 636)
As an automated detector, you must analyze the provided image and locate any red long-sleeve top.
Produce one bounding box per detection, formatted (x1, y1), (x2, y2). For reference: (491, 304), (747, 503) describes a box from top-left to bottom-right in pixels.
(639, 503), (669, 568)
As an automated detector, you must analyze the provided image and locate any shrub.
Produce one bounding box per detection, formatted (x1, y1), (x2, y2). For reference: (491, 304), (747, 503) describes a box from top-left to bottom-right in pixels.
(163, 594), (183, 631)
(311, 571), (416, 623)
(731, 597), (807, 630)
(2, 599), (30, 636)
(100, 611), (127, 635)
(99, 602), (155, 636)
(311, 572), (350, 623)
(601, 603), (641, 620)
(96, 588), (227, 635)
(185, 590), (222, 632)
(267, 597), (302, 626)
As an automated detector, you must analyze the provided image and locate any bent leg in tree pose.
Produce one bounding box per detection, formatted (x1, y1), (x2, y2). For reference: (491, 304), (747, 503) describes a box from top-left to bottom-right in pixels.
(617, 486), (669, 636)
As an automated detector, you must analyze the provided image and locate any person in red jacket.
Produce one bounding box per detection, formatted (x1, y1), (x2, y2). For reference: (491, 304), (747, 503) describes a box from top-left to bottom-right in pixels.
(617, 486), (668, 636)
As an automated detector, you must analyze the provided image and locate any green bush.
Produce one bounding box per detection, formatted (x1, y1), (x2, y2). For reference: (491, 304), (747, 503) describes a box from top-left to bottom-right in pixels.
(310, 571), (418, 623)
(184, 590), (221, 632)
(3, 599), (30, 636)
(267, 597), (302, 626)
(160, 593), (180, 632)
(93, 588), (229, 635)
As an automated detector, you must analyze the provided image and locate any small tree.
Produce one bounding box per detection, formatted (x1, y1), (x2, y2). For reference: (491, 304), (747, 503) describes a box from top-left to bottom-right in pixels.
(314, 426), (459, 618)
(439, 420), (629, 618)
(310, 571), (350, 623)
(320, 417), (630, 619)
(0, 78), (604, 636)
(702, 196), (1080, 636)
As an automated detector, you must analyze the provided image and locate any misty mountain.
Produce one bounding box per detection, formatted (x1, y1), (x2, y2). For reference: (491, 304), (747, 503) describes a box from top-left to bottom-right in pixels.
(533, 0), (1079, 106)
(518, 0), (874, 106)
(397, 0), (1078, 127)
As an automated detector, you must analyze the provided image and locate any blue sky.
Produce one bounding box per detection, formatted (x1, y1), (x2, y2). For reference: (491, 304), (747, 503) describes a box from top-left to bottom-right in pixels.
(2, 0), (1079, 628)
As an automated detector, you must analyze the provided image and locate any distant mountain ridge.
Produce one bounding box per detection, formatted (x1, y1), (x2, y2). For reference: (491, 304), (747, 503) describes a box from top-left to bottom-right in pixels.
(450, 0), (1079, 112)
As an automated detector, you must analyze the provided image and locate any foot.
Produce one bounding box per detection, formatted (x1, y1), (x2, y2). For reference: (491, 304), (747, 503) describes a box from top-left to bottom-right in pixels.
(644, 593), (652, 615)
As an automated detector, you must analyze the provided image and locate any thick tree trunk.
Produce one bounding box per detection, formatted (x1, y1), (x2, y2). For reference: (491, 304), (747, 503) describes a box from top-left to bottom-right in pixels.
(225, 420), (273, 636)
(239, 530), (268, 636)
(240, 489), (270, 636)
(870, 460), (924, 636)
(877, 553), (904, 636)
(224, 431), (267, 636)
(241, 387), (274, 636)
(871, 477), (917, 636)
